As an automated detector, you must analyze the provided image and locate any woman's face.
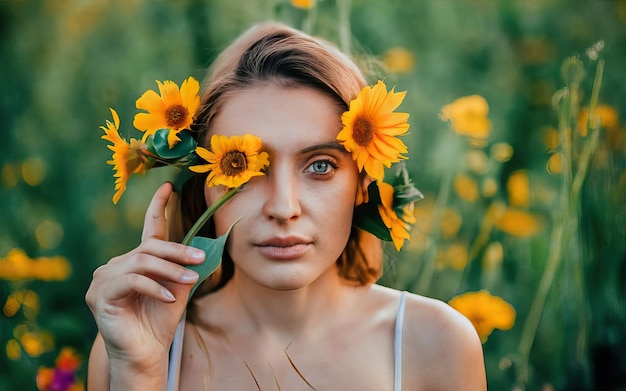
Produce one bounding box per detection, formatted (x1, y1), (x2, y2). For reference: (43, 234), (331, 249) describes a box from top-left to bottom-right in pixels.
(205, 84), (360, 290)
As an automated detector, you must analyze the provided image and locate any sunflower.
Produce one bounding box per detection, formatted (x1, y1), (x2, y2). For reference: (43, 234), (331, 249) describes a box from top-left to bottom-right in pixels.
(189, 134), (270, 189)
(133, 77), (200, 148)
(377, 181), (416, 251)
(101, 108), (152, 204)
(337, 80), (410, 181)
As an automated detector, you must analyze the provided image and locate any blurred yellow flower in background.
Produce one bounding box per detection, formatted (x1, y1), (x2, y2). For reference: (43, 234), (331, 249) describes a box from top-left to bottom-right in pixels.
(440, 208), (463, 238)
(577, 104), (619, 136)
(0, 249), (71, 281)
(449, 290), (516, 342)
(435, 242), (469, 270)
(190, 134), (270, 189)
(440, 95), (492, 140)
(291, 0), (315, 9)
(133, 77), (200, 148)
(507, 170), (530, 207)
(490, 142), (514, 162)
(494, 209), (542, 238)
(483, 241), (504, 270)
(337, 80), (410, 181)
(382, 47), (416, 74)
(453, 173), (480, 202)
(547, 152), (563, 174)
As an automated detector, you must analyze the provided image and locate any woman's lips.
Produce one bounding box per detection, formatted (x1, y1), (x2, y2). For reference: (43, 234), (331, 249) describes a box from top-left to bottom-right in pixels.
(256, 238), (311, 259)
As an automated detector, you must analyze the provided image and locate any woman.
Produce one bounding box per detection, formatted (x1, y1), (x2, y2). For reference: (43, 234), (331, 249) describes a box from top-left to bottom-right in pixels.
(86, 22), (486, 390)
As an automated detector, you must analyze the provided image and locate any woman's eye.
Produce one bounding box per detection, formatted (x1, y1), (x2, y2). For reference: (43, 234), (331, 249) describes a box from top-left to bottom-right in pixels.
(305, 160), (336, 175)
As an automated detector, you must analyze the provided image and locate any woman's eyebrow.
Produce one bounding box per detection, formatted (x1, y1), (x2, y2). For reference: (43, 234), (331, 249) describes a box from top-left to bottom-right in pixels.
(299, 141), (348, 154)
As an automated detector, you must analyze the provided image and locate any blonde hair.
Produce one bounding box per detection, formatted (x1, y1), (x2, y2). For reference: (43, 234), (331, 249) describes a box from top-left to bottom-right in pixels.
(179, 22), (382, 299)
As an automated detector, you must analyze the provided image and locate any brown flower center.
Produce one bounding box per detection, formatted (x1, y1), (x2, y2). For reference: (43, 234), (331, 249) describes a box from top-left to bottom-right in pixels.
(352, 116), (374, 146)
(166, 104), (188, 129)
(220, 151), (247, 176)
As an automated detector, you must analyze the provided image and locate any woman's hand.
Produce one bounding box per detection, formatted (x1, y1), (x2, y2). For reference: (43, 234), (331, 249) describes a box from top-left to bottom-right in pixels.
(85, 182), (204, 376)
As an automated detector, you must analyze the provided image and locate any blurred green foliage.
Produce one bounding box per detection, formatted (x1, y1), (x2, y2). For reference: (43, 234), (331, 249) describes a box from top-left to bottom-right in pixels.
(1, 0), (625, 390)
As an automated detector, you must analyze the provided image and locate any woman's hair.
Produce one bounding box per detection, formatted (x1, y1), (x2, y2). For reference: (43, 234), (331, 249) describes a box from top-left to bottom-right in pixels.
(179, 22), (383, 300)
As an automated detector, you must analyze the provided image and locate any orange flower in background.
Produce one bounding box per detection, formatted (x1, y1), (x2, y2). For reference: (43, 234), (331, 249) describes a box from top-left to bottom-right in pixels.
(507, 170), (530, 207)
(190, 134), (270, 189)
(133, 77), (200, 148)
(494, 208), (541, 238)
(382, 47), (416, 74)
(291, 0), (315, 9)
(377, 181), (415, 251)
(101, 108), (152, 204)
(449, 290), (516, 342)
(0, 249), (71, 281)
(578, 104), (619, 136)
(37, 347), (84, 391)
(337, 80), (410, 181)
(435, 242), (469, 270)
(440, 95), (492, 140)
(453, 173), (479, 202)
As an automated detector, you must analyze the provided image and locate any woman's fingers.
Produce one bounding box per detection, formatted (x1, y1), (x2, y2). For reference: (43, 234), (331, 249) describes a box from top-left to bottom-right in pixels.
(141, 182), (174, 243)
(107, 238), (205, 267)
(95, 253), (199, 289)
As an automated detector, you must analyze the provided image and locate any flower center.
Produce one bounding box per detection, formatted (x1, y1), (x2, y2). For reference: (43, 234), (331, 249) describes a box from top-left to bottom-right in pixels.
(352, 116), (374, 146)
(166, 105), (188, 129)
(220, 151), (247, 176)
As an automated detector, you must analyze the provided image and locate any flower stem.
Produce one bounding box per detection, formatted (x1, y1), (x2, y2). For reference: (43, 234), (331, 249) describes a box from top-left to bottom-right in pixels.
(181, 187), (240, 246)
(515, 58), (604, 387)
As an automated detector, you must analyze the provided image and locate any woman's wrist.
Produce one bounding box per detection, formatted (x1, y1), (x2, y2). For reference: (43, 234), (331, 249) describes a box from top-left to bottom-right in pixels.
(108, 355), (169, 391)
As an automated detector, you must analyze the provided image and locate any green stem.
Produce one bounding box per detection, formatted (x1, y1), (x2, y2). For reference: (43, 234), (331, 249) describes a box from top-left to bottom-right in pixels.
(515, 58), (604, 387)
(414, 168), (453, 294)
(336, 0), (351, 55)
(181, 187), (240, 246)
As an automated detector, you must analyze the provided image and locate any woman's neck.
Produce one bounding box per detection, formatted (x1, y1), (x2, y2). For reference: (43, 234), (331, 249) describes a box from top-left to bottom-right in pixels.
(207, 266), (363, 342)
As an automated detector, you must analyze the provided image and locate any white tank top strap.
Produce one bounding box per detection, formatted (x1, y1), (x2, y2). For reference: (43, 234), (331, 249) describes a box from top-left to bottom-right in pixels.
(394, 291), (408, 391)
(167, 314), (186, 391)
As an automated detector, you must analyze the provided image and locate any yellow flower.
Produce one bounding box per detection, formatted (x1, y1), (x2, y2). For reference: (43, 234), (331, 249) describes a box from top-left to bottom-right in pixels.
(435, 242), (469, 270)
(377, 181), (415, 251)
(101, 108), (151, 204)
(453, 173), (479, 202)
(382, 47), (415, 74)
(337, 80), (410, 181)
(494, 208), (541, 238)
(291, 0), (315, 9)
(190, 134), (270, 189)
(449, 290), (516, 343)
(507, 170), (530, 207)
(133, 77), (200, 148)
(440, 95), (492, 140)
(577, 104), (619, 136)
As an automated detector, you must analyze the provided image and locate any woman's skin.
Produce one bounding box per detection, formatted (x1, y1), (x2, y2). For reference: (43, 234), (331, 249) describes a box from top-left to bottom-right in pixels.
(86, 84), (486, 390)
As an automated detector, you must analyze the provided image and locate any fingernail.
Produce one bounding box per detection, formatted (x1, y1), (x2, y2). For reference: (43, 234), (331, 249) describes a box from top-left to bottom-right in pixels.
(163, 289), (176, 302)
(180, 270), (199, 283)
(187, 248), (205, 261)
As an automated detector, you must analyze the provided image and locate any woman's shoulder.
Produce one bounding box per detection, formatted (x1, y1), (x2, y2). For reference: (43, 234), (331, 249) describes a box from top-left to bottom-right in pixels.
(371, 285), (487, 390)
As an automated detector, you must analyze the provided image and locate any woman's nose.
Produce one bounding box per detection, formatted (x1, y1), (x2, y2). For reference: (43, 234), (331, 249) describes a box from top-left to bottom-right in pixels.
(262, 164), (302, 222)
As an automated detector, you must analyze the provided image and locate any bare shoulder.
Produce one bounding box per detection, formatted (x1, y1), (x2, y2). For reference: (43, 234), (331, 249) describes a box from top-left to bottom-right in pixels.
(400, 290), (487, 390)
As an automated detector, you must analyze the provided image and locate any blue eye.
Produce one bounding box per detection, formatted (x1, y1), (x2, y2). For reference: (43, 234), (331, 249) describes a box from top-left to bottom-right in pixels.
(306, 160), (336, 175)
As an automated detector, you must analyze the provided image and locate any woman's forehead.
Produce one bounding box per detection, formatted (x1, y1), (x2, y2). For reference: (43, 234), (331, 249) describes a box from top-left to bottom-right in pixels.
(207, 84), (344, 151)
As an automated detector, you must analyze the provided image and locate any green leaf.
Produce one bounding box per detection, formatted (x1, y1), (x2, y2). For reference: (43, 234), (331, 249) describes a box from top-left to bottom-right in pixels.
(353, 182), (392, 241)
(185, 226), (232, 299)
(153, 129), (197, 159)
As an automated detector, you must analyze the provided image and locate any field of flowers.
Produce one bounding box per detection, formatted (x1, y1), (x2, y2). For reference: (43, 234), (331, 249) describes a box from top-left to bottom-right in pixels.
(1, 1), (625, 390)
